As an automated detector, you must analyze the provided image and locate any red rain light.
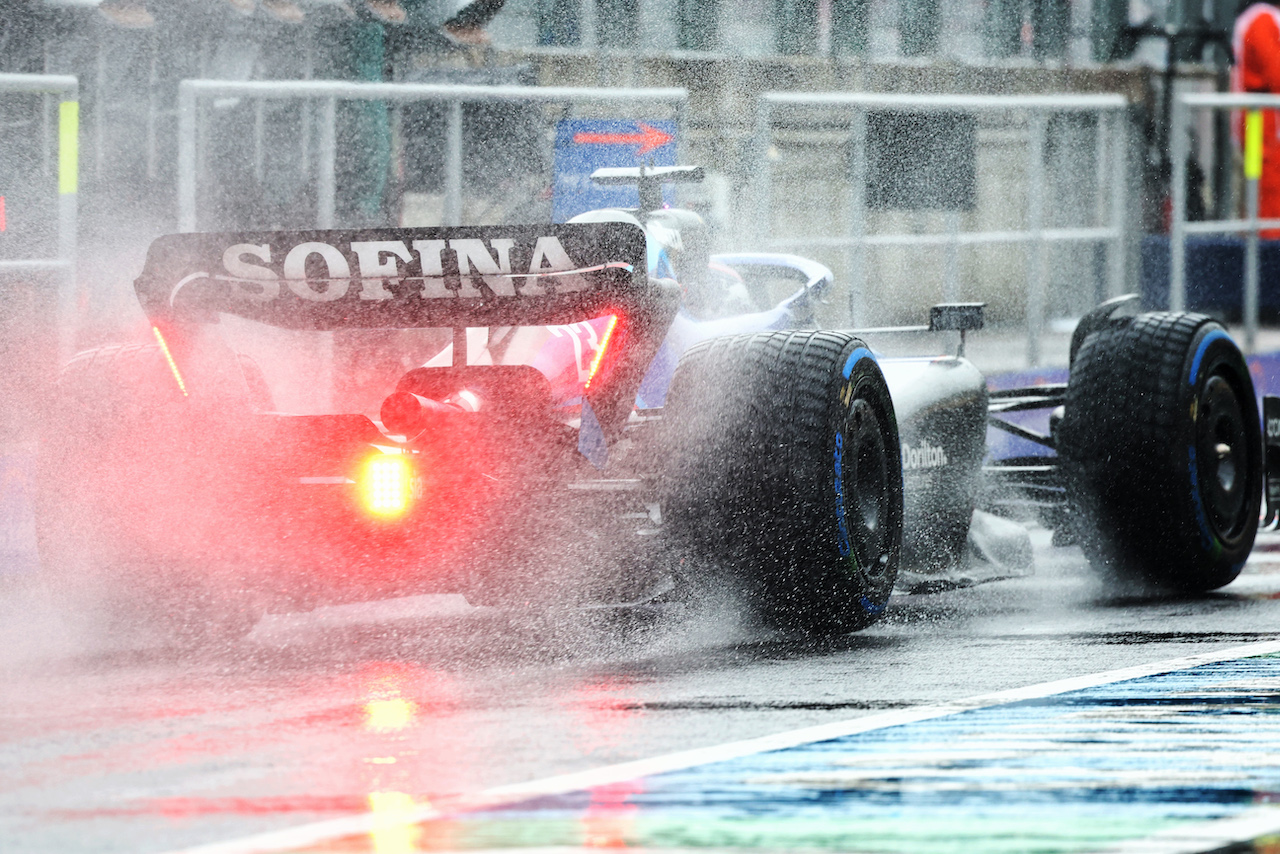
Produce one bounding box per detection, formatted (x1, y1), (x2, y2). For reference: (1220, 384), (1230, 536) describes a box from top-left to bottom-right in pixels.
(360, 453), (414, 518)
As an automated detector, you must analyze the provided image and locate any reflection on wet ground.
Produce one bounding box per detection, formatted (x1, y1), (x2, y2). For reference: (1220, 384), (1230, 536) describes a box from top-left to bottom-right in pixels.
(261, 651), (1280, 854)
(6, 535), (1280, 852)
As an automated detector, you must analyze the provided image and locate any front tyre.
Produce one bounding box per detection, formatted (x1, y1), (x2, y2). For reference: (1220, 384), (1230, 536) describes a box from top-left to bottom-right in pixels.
(1059, 312), (1261, 592)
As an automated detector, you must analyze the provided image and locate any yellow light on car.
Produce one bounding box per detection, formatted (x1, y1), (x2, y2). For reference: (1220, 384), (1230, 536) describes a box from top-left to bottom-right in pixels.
(361, 453), (414, 518)
(584, 314), (619, 390)
(152, 325), (188, 397)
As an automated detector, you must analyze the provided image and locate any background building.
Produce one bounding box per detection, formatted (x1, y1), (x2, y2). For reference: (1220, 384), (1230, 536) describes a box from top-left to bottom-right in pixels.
(0, 0), (1245, 347)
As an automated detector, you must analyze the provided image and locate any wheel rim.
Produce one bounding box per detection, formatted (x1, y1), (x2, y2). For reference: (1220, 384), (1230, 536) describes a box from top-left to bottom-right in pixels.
(1196, 372), (1252, 543)
(843, 397), (892, 584)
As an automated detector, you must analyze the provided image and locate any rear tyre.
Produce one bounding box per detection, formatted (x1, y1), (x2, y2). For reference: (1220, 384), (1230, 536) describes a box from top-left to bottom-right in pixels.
(661, 331), (903, 634)
(1058, 312), (1261, 593)
(36, 344), (259, 647)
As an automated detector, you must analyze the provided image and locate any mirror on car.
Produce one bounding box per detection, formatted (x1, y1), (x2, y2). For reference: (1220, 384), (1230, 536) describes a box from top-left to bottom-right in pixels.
(929, 303), (986, 333)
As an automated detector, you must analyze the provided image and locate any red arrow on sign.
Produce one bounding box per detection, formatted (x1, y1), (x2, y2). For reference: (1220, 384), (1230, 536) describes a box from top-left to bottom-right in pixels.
(572, 122), (673, 155)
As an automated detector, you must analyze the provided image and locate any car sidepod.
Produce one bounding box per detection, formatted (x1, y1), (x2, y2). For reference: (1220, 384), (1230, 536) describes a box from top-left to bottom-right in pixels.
(879, 356), (990, 573)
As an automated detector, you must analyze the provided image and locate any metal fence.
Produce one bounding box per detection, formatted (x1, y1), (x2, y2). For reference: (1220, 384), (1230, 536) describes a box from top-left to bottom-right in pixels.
(177, 79), (689, 233)
(0, 73), (79, 362)
(753, 92), (1129, 366)
(1170, 91), (1280, 353)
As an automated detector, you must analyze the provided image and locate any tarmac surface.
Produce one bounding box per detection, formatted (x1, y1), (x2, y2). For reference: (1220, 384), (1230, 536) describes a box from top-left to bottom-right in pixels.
(5, 529), (1280, 854)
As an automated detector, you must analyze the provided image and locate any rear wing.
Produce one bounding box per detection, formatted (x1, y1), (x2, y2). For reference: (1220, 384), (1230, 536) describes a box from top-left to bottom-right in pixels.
(135, 223), (679, 443)
(135, 223), (660, 330)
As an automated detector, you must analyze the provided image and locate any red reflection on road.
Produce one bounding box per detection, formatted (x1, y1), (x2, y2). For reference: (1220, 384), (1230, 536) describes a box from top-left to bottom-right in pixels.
(583, 779), (644, 849)
(356, 661), (460, 853)
(565, 676), (646, 848)
(562, 675), (644, 757)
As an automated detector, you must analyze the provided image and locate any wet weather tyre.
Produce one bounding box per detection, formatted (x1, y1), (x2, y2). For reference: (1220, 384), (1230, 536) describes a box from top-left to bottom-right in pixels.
(36, 344), (185, 580)
(1058, 312), (1261, 592)
(35, 344), (258, 646)
(661, 331), (903, 634)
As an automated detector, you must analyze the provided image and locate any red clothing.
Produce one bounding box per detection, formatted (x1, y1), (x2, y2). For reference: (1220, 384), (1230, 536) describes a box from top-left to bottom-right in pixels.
(1234, 3), (1280, 233)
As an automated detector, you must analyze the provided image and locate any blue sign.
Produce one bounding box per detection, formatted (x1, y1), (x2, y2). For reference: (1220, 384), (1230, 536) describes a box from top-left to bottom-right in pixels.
(552, 119), (677, 222)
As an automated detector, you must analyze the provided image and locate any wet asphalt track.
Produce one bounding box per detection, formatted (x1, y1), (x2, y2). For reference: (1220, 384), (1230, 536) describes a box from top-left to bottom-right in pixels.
(6, 531), (1280, 853)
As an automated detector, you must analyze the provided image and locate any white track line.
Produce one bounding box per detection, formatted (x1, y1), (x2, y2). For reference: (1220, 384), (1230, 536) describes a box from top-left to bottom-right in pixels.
(167, 639), (1280, 854)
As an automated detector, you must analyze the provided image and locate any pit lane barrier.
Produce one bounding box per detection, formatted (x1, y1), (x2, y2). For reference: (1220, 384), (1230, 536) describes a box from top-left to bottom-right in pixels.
(176, 80), (688, 233)
(0, 72), (78, 364)
(752, 92), (1130, 368)
(1170, 91), (1280, 354)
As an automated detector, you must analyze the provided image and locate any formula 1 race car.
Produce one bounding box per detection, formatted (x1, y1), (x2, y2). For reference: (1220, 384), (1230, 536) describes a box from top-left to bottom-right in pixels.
(34, 167), (1280, 643)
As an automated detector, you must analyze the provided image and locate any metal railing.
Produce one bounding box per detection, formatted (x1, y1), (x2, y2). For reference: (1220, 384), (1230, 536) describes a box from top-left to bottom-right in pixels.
(1170, 91), (1280, 353)
(0, 73), (78, 362)
(753, 92), (1130, 366)
(177, 79), (689, 233)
